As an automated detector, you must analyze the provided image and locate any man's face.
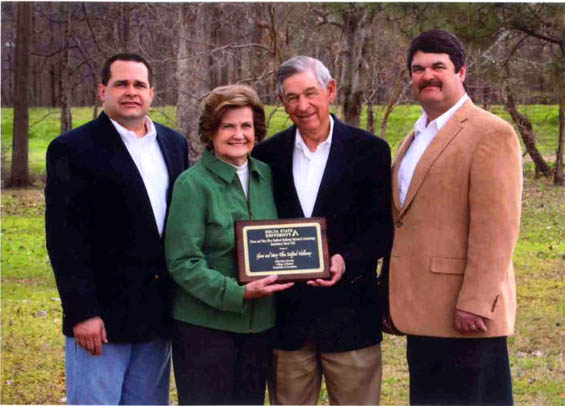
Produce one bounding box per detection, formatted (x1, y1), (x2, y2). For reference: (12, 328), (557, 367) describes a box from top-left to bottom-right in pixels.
(410, 51), (466, 119)
(98, 60), (154, 127)
(279, 70), (336, 137)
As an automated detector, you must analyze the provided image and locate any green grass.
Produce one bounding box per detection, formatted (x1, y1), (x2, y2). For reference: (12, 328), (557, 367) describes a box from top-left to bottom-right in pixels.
(489, 105), (562, 157)
(2, 177), (564, 405)
(1, 189), (66, 404)
(508, 180), (565, 405)
(1, 104), (561, 182)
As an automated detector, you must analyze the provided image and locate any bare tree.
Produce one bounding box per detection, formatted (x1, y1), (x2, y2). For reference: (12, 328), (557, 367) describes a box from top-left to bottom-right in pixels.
(504, 89), (552, 178)
(314, 3), (375, 127)
(339, 4), (371, 127)
(176, 3), (210, 163)
(555, 96), (564, 185)
(0, 2), (563, 177)
(501, 3), (565, 184)
(8, 2), (33, 187)
(59, 3), (72, 133)
(380, 68), (408, 140)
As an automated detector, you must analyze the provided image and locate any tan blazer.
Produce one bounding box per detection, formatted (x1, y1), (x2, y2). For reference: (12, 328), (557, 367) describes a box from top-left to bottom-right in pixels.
(390, 101), (522, 338)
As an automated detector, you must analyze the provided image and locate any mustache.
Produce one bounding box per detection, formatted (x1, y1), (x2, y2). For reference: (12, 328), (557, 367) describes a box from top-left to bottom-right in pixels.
(419, 80), (443, 92)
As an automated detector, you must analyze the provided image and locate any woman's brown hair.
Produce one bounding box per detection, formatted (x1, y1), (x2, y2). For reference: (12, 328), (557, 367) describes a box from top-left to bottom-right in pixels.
(199, 85), (267, 148)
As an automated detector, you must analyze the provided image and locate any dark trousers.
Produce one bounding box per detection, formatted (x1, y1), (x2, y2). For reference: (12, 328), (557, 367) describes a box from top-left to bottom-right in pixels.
(407, 335), (513, 405)
(172, 320), (273, 405)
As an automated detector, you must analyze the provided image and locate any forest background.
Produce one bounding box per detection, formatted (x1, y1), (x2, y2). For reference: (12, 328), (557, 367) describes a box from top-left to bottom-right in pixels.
(1, 2), (564, 405)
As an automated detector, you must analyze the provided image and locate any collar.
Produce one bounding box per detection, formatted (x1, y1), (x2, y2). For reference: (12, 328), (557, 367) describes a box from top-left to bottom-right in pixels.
(110, 116), (156, 142)
(201, 149), (265, 183)
(295, 115), (334, 154)
(414, 94), (469, 134)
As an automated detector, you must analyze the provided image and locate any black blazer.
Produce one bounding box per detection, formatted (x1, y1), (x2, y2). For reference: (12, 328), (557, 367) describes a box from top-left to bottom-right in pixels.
(253, 115), (393, 352)
(45, 112), (188, 343)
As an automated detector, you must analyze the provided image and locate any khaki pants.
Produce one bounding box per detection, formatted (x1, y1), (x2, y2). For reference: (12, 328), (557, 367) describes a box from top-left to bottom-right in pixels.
(269, 342), (382, 405)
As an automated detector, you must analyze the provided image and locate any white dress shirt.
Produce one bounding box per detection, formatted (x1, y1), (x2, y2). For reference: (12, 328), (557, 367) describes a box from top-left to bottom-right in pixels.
(292, 116), (334, 217)
(110, 117), (169, 236)
(398, 94), (469, 207)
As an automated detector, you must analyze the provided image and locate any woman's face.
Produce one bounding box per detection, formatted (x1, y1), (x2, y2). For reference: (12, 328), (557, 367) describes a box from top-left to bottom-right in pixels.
(212, 106), (255, 167)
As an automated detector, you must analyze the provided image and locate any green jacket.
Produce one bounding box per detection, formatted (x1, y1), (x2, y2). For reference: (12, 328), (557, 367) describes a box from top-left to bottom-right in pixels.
(165, 149), (278, 333)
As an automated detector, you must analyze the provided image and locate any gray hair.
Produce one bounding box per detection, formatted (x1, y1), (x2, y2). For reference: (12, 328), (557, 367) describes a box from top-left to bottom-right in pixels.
(277, 56), (333, 96)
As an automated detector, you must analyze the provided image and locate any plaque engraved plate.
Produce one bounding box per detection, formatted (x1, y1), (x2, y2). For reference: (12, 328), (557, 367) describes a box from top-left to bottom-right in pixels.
(236, 217), (330, 283)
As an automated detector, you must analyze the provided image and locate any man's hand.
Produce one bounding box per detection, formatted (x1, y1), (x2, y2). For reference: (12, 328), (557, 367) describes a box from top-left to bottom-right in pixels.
(72, 316), (108, 356)
(307, 254), (345, 287)
(244, 275), (294, 300)
(455, 309), (488, 334)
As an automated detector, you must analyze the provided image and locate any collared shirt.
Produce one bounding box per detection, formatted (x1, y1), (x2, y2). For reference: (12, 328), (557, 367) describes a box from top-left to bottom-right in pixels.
(398, 94), (469, 207)
(292, 115), (334, 217)
(110, 116), (169, 235)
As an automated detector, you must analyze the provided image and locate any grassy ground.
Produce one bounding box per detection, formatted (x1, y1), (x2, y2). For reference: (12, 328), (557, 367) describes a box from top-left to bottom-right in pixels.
(2, 178), (563, 405)
(1, 105), (564, 404)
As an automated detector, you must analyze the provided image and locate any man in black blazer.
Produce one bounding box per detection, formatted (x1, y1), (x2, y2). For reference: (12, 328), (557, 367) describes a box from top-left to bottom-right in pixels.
(253, 56), (393, 405)
(45, 53), (188, 405)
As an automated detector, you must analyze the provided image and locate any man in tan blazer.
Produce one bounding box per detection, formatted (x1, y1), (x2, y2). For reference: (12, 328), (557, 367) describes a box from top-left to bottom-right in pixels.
(389, 29), (522, 405)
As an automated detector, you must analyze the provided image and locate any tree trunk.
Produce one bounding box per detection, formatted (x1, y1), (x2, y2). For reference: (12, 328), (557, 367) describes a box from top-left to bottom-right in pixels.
(59, 3), (72, 133)
(482, 85), (491, 111)
(367, 101), (375, 134)
(268, 4), (281, 93)
(8, 2), (33, 188)
(504, 91), (552, 178)
(340, 5), (369, 127)
(49, 2), (59, 107)
(380, 68), (406, 140)
(176, 3), (210, 164)
(92, 83), (99, 120)
(118, 4), (130, 50)
(554, 97), (564, 186)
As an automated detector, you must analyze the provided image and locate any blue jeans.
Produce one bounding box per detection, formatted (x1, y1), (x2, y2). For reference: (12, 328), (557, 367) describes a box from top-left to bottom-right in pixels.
(65, 336), (171, 405)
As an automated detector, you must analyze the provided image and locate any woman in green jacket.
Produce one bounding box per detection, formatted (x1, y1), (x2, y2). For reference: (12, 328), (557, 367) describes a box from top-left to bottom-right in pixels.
(165, 85), (293, 405)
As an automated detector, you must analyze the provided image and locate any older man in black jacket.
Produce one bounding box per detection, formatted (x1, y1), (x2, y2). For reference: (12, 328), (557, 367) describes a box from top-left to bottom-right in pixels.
(253, 56), (393, 405)
(45, 53), (188, 405)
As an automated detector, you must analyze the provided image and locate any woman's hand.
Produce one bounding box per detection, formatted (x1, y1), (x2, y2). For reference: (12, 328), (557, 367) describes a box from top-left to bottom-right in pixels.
(244, 275), (294, 300)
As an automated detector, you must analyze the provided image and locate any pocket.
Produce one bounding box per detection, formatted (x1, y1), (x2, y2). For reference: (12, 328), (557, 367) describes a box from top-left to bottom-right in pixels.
(430, 257), (465, 275)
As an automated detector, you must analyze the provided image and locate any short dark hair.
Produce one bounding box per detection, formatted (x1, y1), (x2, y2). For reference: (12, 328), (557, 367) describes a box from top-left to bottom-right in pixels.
(199, 85), (267, 148)
(407, 29), (466, 74)
(100, 53), (153, 87)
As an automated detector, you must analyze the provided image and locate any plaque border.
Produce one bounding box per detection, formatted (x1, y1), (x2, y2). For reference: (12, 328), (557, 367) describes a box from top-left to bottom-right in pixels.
(236, 217), (331, 283)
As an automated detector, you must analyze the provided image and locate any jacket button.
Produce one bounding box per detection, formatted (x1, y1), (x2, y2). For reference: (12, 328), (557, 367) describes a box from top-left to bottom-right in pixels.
(154, 274), (159, 280)
(395, 220), (403, 228)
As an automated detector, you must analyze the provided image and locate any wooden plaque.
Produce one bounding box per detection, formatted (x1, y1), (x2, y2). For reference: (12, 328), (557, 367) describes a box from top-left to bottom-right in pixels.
(236, 217), (331, 283)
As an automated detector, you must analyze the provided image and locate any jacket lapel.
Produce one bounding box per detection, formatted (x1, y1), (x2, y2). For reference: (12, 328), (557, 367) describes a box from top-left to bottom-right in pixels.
(94, 112), (161, 237)
(281, 127), (305, 217)
(156, 129), (174, 186)
(398, 103), (470, 216)
(392, 131), (415, 213)
(312, 118), (347, 217)
(155, 126), (181, 210)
